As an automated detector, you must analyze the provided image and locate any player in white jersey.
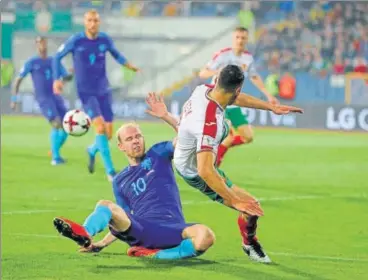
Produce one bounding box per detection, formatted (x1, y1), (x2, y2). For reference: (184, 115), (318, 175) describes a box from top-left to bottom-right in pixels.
(149, 65), (303, 263)
(199, 26), (278, 166)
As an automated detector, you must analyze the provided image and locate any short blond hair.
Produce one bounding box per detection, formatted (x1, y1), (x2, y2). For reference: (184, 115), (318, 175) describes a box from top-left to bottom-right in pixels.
(116, 122), (140, 143)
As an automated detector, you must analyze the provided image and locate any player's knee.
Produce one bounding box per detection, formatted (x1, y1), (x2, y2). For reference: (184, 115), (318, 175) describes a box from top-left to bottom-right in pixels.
(238, 128), (254, 144)
(95, 124), (106, 134)
(51, 118), (62, 129)
(192, 225), (216, 251)
(96, 199), (114, 209)
(106, 131), (113, 140)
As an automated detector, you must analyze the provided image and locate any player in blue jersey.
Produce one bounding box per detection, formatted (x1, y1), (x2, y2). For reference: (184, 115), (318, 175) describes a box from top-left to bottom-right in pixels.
(52, 10), (140, 181)
(11, 36), (73, 165)
(53, 103), (215, 259)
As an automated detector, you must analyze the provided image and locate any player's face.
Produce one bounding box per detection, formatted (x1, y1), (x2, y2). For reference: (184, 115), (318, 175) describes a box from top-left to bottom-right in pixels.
(232, 30), (248, 50)
(118, 126), (145, 159)
(84, 12), (100, 36)
(36, 38), (47, 54)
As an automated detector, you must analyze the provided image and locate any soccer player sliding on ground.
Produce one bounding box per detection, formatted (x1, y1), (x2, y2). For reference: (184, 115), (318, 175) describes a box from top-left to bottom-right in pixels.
(149, 65), (303, 263)
(53, 120), (215, 260)
(11, 36), (73, 165)
(53, 9), (140, 182)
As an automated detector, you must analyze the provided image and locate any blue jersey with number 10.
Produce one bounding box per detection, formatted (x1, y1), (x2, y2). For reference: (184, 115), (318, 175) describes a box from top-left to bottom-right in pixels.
(53, 32), (127, 95)
(113, 141), (185, 223)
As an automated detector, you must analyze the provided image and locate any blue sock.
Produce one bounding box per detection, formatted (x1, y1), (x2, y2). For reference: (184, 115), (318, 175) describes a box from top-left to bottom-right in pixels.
(95, 134), (115, 175)
(88, 141), (99, 157)
(58, 129), (68, 148)
(154, 239), (201, 260)
(83, 205), (112, 237)
(50, 128), (60, 160)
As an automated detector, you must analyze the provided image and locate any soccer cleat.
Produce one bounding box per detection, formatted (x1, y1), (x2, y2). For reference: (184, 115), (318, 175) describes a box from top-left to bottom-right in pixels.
(242, 240), (272, 264)
(127, 246), (161, 258)
(51, 158), (66, 166)
(87, 149), (96, 174)
(53, 217), (91, 248)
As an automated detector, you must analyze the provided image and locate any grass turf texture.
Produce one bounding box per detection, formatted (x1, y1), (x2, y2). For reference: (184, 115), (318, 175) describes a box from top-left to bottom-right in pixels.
(2, 116), (368, 280)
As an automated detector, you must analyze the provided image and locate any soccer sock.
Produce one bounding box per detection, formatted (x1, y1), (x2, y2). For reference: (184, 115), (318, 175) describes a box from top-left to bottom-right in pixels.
(154, 239), (203, 260)
(216, 144), (228, 166)
(231, 135), (246, 147)
(95, 134), (115, 174)
(83, 205), (112, 237)
(88, 141), (99, 157)
(237, 214), (258, 245)
(50, 128), (60, 159)
(58, 129), (68, 148)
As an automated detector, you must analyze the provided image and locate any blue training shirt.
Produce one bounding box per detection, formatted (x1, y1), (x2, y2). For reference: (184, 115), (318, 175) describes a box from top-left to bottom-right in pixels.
(19, 56), (68, 101)
(53, 32), (127, 95)
(113, 141), (185, 224)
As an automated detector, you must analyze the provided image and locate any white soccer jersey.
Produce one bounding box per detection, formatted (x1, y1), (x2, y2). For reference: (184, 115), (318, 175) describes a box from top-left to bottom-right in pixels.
(207, 48), (257, 109)
(207, 47), (258, 81)
(173, 84), (228, 178)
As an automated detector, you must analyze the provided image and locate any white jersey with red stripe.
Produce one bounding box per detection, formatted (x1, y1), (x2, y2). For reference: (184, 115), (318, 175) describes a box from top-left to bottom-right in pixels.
(207, 47), (258, 81)
(173, 84), (227, 178)
(206, 47), (257, 109)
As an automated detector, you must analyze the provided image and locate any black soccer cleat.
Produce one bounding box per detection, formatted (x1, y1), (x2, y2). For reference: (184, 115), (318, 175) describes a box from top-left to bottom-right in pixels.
(53, 217), (91, 248)
(242, 239), (272, 263)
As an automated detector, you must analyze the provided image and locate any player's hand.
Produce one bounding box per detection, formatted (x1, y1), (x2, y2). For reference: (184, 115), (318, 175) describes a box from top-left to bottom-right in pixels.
(53, 80), (64, 95)
(10, 102), (16, 111)
(267, 95), (280, 105)
(79, 242), (106, 253)
(145, 92), (168, 118)
(271, 104), (304, 115)
(232, 199), (264, 217)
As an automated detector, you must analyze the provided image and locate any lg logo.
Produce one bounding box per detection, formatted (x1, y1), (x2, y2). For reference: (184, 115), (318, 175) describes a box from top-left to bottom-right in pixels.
(326, 107), (368, 131)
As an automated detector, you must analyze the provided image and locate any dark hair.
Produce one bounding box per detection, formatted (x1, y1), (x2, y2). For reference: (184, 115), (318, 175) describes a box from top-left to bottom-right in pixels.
(234, 26), (248, 33)
(217, 65), (244, 93)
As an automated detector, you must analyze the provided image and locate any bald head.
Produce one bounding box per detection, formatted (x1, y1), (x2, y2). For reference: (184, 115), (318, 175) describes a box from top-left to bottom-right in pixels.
(116, 123), (145, 159)
(84, 9), (100, 37)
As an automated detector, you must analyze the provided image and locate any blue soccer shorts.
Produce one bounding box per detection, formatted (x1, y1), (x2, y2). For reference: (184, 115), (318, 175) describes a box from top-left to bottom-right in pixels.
(109, 214), (195, 249)
(79, 92), (113, 122)
(38, 95), (67, 122)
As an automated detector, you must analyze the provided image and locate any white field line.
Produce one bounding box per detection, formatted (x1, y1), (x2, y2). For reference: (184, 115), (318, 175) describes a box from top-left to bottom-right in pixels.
(6, 233), (368, 263)
(2, 194), (366, 215)
(268, 251), (368, 263)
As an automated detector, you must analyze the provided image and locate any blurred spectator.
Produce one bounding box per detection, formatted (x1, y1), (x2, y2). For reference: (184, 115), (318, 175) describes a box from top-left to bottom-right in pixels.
(163, 1), (182, 17)
(333, 56), (345, 75)
(353, 57), (367, 73)
(123, 1), (143, 17)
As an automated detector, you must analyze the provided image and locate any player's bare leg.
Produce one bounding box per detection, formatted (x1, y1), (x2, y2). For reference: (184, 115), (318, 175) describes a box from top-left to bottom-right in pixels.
(87, 116), (116, 181)
(232, 185), (271, 263)
(216, 124), (253, 167)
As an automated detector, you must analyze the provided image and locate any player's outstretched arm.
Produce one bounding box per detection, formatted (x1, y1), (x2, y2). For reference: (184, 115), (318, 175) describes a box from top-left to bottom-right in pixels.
(145, 92), (178, 132)
(79, 232), (117, 253)
(234, 93), (303, 115)
(197, 151), (264, 216)
(250, 74), (279, 104)
(53, 36), (75, 94)
(198, 67), (218, 79)
(106, 35), (140, 72)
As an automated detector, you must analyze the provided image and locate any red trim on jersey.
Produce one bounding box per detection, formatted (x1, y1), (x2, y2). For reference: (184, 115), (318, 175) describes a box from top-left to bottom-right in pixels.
(204, 85), (223, 112)
(243, 50), (251, 55)
(200, 101), (218, 151)
(211, 47), (232, 61)
(205, 84), (215, 89)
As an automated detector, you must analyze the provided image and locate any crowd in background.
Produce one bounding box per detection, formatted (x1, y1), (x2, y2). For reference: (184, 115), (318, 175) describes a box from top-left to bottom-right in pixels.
(3, 0), (368, 84)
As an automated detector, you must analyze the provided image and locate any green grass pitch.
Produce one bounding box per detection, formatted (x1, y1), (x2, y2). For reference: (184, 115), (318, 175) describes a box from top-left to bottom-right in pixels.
(2, 116), (368, 280)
